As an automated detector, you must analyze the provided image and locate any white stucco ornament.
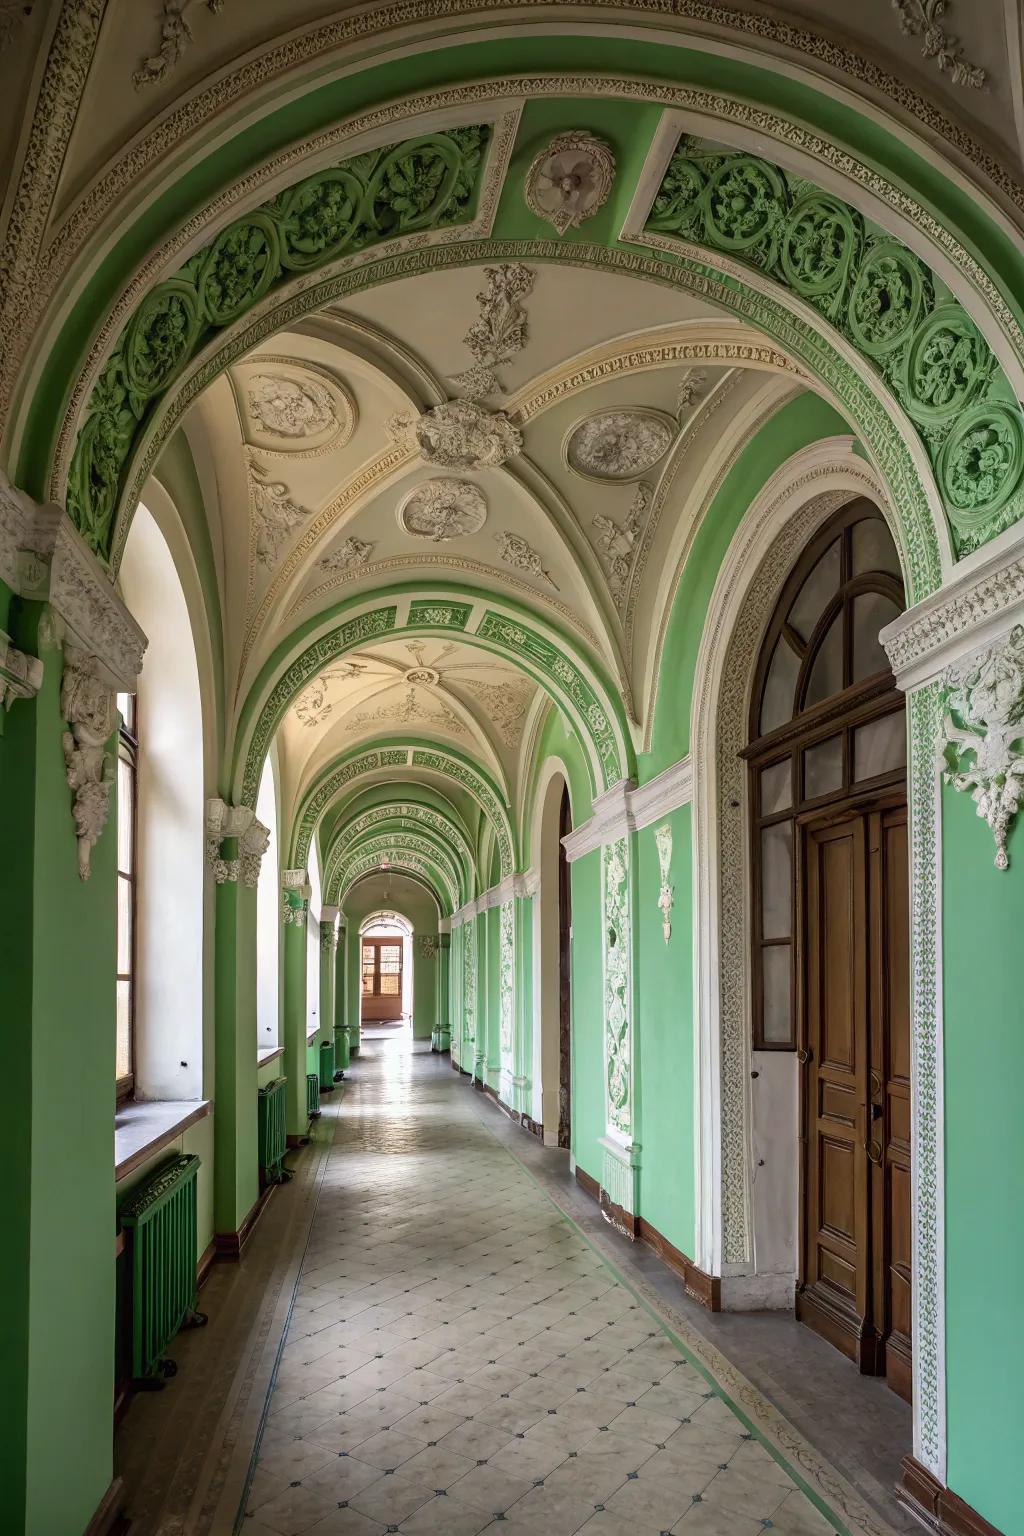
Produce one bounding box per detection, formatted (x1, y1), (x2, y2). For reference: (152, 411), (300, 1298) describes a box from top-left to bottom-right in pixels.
(940, 624), (1024, 869)
(388, 400), (522, 470)
(248, 373), (338, 439)
(655, 823), (674, 943)
(61, 648), (117, 880)
(566, 409), (674, 482)
(525, 131), (616, 235)
(398, 478), (487, 541)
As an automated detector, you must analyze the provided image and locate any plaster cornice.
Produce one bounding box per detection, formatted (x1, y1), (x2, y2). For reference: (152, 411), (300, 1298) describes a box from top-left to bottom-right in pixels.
(560, 760), (695, 861)
(450, 867), (537, 925)
(881, 532), (1024, 690)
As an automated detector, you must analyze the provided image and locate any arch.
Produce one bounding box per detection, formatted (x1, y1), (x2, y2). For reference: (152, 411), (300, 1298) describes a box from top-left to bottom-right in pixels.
(329, 832), (460, 915)
(321, 802), (474, 906)
(689, 438), (944, 1474)
(14, 45), (1022, 595)
(325, 826), (464, 914)
(289, 734), (516, 879)
(529, 755), (575, 1142)
(359, 910), (414, 937)
(340, 860), (448, 915)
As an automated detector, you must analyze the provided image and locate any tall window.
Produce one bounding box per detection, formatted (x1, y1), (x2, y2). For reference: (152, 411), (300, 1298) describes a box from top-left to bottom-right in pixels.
(116, 692), (138, 1098)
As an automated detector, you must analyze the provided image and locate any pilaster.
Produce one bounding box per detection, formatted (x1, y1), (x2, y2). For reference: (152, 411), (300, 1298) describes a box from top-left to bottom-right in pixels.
(213, 851), (259, 1238)
(319, 906), (339, 1061)
(281, 870), (310, 1137)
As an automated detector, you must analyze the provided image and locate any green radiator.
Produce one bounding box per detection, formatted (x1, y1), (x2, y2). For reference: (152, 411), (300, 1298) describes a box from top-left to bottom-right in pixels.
(257, 1076), (289, 1184)
(119, 1153), (206, 1384)
(334, 1023), (350, 1075)
(319, 1038), (335, 1091)
(307, 1071), (321, 1120)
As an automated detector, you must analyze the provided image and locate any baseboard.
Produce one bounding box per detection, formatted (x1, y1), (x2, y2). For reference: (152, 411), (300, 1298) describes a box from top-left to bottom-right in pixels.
(197, 1239), (217, 1289)
(719, 1270), (795, 1311)
(85, 1476), (126, 1535)
(635, 1217), (721, 1310)
(479, 1079), (544, 1140)
(572, 1169), (719, 1310)
(286, 1132), (310, 1147)
(897, 1457), (1004, 1536)
(214, 1184), (275, 1261)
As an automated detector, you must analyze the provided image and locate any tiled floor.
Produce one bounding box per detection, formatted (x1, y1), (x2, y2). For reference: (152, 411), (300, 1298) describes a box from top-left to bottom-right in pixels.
(241, 1039), (874, 1536)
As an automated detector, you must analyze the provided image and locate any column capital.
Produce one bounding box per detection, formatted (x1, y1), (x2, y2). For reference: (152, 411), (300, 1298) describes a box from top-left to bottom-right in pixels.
(0, 628), (43, 712)
(61, 646), (117, 880)
(1, 471), (146, 693)
(204, 798), (270, 887)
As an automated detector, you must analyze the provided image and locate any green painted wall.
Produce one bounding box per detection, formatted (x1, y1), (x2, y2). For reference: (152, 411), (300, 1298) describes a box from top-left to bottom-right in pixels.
(412, 940), (437, 1041)
(636, 808), (696, 1257)
(116, 1115), (215, 1258)
(569, 849), (604, 1184)
(643, 396), (850, 775)
(943, 787), (1024, 1534)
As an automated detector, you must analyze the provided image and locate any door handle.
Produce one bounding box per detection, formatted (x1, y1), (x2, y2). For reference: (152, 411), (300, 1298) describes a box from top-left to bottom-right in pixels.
(864, 1138), (883, 1166)
(796, 1048), (811, 1064)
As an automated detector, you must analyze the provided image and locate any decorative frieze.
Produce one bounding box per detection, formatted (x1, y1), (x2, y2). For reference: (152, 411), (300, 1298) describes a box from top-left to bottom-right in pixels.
(655, 824), (674, 943)
(940, 625), (1024, 869)
(602, 838), (634, 1146)
(61, 648), (116, 880)
(499, 901), (514, 1060)
(881, 542), (1024, 691)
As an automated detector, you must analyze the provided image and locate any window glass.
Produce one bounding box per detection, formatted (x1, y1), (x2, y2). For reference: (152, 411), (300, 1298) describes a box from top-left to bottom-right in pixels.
(851, 592), (901, 682)
(804, 614), (843, 708)
(788, 538), (840, 643)
(115, 708), (137, 1093)
(759, 759), (792, 815)
(854, 713), (907, 780)
(761, 946), (792, 1045)
(760, 822), (792, 941)
(852, 517), (901, 579)
(760, 639), (800, 735)
(803, 734), (844, 799)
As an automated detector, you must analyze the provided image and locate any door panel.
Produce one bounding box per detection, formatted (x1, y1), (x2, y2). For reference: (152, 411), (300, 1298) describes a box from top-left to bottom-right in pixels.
(798, 798), (912, 1398)
(798, 814), (874, 1364)
(361, 937), (405, 1022)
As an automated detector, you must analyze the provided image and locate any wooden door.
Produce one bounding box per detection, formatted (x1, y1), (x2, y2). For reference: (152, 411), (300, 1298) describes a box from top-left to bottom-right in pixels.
(361, 937), (404, 1022)
(797, 798), (911, 1396)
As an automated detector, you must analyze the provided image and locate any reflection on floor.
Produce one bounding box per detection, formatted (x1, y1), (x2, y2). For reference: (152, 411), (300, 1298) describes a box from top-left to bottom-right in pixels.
(242, 1039), (899, 1536)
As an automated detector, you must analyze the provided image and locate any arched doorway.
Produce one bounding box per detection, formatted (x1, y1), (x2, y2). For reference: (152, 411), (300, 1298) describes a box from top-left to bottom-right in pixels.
(532, 765), (574, 1146)
(746, 499), (911, 1401)
(359, 912), (413, 1031)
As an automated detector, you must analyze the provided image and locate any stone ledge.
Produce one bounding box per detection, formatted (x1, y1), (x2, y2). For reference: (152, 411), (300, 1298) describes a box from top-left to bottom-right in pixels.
(115, 1099), (211, 1182)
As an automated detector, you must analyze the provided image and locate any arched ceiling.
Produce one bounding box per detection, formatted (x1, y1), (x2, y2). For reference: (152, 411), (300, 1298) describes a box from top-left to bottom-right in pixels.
(4, 3), (1024, 909)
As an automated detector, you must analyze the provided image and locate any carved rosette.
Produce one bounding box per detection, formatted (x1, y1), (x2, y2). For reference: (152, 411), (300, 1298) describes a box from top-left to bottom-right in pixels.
(940, 624), (1024, 869)
(566, 410), (674, 482)
(655, 823), (673, 944)
(524, 131), (616, 235)
(61, 648), (117, 880)
(388, 400), (522, 470)
(398, 479), (487, 542)
(602, 837), (634, 1139)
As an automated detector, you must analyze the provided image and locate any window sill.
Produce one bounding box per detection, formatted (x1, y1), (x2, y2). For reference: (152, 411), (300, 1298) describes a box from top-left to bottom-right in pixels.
(306, 1025), (319, 1042)
(258, 1046), (284, 1067)
(115, 1099), (211, 1183)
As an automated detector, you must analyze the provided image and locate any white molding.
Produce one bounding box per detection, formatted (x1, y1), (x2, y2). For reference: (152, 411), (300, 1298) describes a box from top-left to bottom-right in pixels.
(630, 756), (694, 831)
(0, 472), (147, 691)
(560, 762), (695, 861)
(450, 868), (537, 925)
(881, 534), (1024, 691)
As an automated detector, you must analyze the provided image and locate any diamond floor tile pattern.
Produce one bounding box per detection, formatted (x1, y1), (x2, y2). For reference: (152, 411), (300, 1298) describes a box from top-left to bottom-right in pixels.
(243, 1040), (842, 1536)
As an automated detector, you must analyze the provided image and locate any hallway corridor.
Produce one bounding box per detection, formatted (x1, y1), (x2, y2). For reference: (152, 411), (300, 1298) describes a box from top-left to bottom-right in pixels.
(240, 1041), (873, 1536)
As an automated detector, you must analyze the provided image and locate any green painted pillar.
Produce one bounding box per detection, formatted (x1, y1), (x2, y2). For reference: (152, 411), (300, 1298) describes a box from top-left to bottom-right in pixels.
(212, 849), (259, 1237)
(334, 916), (350, 1071)
(318, 907), (338, 1086)
(0, 614), (121, 1535)
(281, 870), (309, 1136)
(346, 920), (362, 1055)
(436, 931), (451, 1052)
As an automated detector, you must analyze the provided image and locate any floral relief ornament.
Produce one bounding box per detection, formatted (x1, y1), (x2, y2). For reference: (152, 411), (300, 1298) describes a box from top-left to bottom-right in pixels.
(655, 823), (674, 943)
(398, 479), (487, 542)
(387, 399), (522, 470)
(134, 0), (225, 89)
(247, 372), (339, 440)
(940, 624), (1024, 869)
(448, 264), (534, 396)
(494, 530), (558, 589)
(892, 1), (986, 89)
(61, 648), (116, 880)
(525, 131), (616, 235)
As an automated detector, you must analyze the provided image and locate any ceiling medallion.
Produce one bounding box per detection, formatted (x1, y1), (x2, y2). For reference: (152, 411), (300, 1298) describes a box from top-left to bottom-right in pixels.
(240, 361), (355, 457)
(565, 409), (675, 482)
(388, 400), (522, 470)
(398, 478), (488, 542)
(524, 131), (616, 236)
(405, 668), (440, 687)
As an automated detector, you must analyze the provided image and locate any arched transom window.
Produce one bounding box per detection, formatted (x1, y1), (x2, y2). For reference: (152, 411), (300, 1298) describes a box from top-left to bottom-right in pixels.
(746, 500), (907, 1051)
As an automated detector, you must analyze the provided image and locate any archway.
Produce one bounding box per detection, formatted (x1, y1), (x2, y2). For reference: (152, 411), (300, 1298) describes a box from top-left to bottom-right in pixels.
(359, 910), (413, 1032)
(531, 759), (575, 1146)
